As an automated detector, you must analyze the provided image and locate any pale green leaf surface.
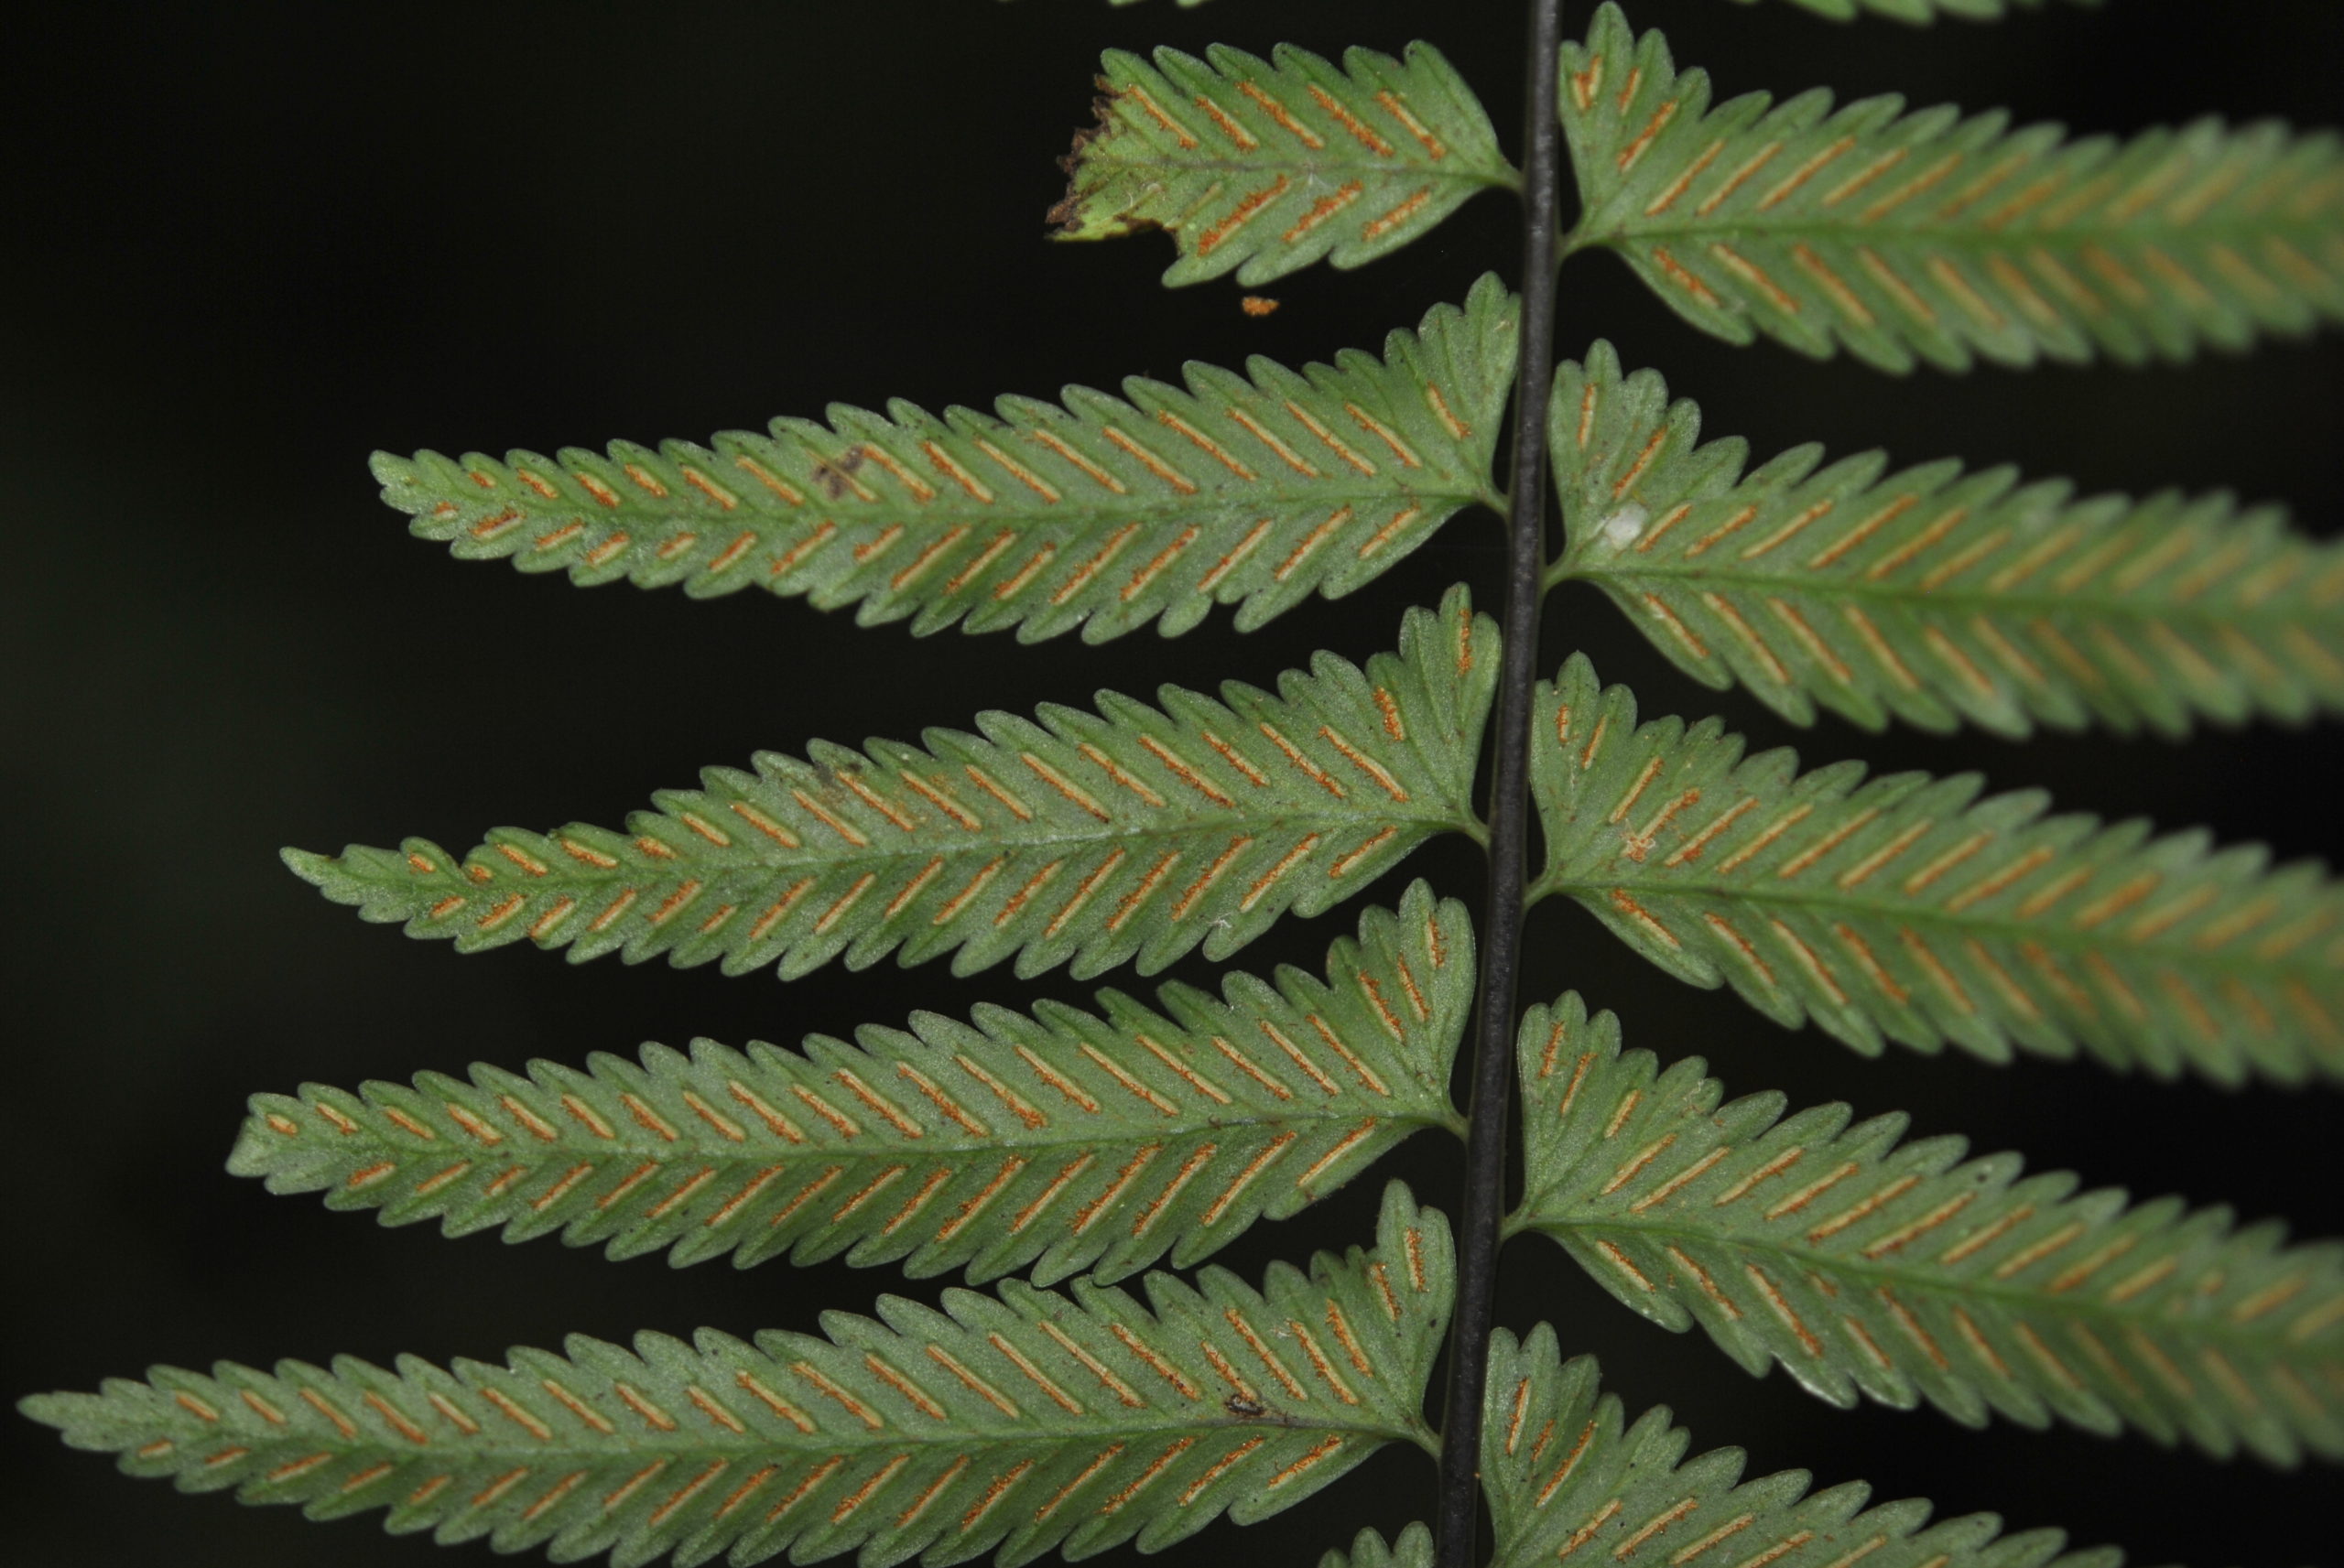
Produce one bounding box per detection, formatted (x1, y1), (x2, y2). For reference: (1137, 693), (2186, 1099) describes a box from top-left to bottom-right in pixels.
(288, 589), (1497, 985)
(1512, 994), (2344, 1462)
(1054, 42), (1516, 286)
(1549, 343), (2344, 736)
(1480, 1327), (2122, 1568)
(232, 884), (1473, 1287)
(1320, 1523), (1433, 1568)
(377, 281), (1517, 643)
(1562, 4), (2344, 370)
(23, 1184), (1451, 1568)
(1530, 655), (2344, 1083)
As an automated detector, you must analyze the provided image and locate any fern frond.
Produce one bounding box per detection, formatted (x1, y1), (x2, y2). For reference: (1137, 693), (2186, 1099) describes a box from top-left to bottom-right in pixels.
(1512, 995), (2344, 1462)
(1480, 1327), (2121, 1568)
(1549, 343), (2344, 736)
(377, 281), (1517, 643)
(1053, 42), (1516, 286)
(288, 589), (1496, 985)
(1732, 0), (2095, 22)
(22, 1183), (1451, 1568)
(1321, 1523), (1434, 1568)
(232, 884), (1472, 1287)
(1561, 4), (2344, 371)
(1530, 655), (2344, 1084)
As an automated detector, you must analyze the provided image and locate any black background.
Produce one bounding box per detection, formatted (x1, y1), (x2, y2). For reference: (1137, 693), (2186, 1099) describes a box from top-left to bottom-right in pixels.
(4, 1), (2340, 1563)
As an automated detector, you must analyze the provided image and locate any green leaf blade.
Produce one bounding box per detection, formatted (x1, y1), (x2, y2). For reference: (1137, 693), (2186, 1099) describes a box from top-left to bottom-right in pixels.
(379, 281), (1516, 643)
(24, 1184), (1452, 1568)
(1563, 4), (2344, 371)
(1511, 995), (2344, 1462)
(1550, 343), (2344, 736)
(1479, 1326), (2122, 1568)
(1530, 656), (2344, 1084)
(288, 590), (1497, 986)
(1055, 43), (1517, 286)
(231, 884), (1473, 1286)
(1321, 1523), (1434, 1568)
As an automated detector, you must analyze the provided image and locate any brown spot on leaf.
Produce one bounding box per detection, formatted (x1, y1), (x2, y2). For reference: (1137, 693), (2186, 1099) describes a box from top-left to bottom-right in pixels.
(808, 448), (866, 502)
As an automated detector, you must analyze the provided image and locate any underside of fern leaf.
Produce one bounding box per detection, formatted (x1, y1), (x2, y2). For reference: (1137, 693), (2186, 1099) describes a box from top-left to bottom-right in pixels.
(1053, 42), (1516, 286)
(288, 589), (1497, 985)
(1562, 4), (2344, 371)
(1478, 1328), (2121, 1568)
(1512, 996), (2344, 1462)
(233, 884), (1473, 1288)
(1322, 1523), (1434, 1568)
(23, 1184), (1452, 1568)
(377, 280), (1518, 643)
(1531, 655), (2344, 1084)
(1550, 343), (2344, 736)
